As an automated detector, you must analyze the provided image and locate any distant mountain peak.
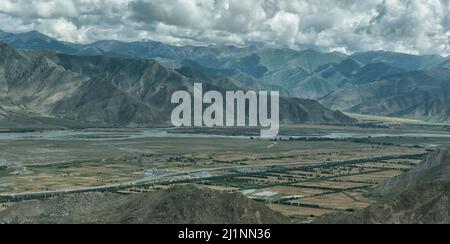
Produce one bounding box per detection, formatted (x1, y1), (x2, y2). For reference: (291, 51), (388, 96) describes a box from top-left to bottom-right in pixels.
(15, 30), (55, 41)
(0, 30), (80, 54)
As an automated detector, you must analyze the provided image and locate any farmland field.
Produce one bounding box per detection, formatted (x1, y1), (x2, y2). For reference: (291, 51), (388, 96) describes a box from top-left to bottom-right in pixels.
(0, 125), (446, 222)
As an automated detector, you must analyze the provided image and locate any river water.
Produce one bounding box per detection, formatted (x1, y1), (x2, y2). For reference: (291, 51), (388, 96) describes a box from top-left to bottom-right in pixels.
(0, 129), (249, 141)
(0, 129), (449, 141)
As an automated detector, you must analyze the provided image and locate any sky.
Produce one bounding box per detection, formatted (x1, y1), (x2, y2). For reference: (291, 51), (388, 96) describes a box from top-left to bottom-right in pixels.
(1, 0), (450, 55)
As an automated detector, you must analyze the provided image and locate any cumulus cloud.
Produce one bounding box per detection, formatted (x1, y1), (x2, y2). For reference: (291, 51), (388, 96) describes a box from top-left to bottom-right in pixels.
(0, 0), (450, 55)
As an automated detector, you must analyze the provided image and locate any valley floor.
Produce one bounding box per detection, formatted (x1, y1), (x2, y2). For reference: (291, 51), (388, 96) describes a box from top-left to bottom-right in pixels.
(0, 124), (449, 223)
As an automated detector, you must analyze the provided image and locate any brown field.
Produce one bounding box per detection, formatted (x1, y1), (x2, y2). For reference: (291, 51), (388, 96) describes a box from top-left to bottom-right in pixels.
(291, 192), (373, 211)
(337, 170), (405, 183)
(267, 204), (334, 219)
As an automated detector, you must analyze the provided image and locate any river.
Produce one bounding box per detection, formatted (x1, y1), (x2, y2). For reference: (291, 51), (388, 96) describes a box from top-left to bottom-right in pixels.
(1, 129), (450, 141)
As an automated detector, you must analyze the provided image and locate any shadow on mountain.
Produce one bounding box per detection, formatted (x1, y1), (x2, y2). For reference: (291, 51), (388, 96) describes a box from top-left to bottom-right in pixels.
(0, 186), (290, 224)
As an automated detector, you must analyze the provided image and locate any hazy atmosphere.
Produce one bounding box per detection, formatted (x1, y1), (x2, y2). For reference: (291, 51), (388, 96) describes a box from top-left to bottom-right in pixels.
(1, 0), (450, 55)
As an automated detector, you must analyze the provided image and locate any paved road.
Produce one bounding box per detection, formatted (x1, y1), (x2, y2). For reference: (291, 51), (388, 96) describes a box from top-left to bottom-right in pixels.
(0, 152), (426, 201)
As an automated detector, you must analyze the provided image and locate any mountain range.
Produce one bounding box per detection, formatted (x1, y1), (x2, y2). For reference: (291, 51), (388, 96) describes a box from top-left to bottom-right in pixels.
(1, 29), (450, 125)
(0, 40), (355, 129)
(320, 69), (450, 123)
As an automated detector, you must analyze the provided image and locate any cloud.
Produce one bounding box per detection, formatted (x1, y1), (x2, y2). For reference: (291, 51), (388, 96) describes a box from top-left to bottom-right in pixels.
(268, 11), (300, 47)
(0, 0), (450, 55)
(0, 0), (78, 19)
